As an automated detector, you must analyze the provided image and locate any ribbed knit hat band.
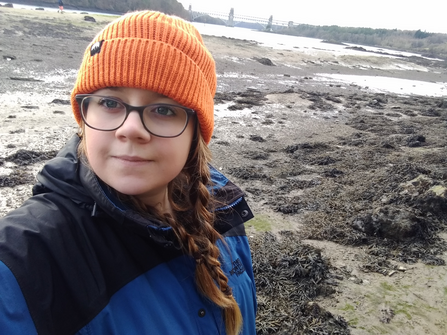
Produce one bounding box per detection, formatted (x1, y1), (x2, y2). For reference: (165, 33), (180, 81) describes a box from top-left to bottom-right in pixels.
(71, 11), (216, 143)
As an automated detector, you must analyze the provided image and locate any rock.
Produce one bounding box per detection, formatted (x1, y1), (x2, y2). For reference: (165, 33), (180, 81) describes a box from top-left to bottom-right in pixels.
(351, 206), (425, 241)
(399, 175), (433, 196)
(420, 108), (441, 117)
(374, 206), (423, 240)
(84, 16), (96, 22)
(324, 168), (343, 178)
(253, 57), (275, 66)
(51, 99), (70, 105)
(429, 185), (447, 197)
(437, 99), (447, 108)
(351, 213), (376, 235)
(407, 140), (422, 147)
(406, 134), (426, 147)
(345, 46), (367, 52)
(375, 95), (388, 104)
(379, 306), (395, 323)
(249, 135), (265, 142)
(416, 185), (447, 216)
(228, 103), (247, 110)
(10, 77), (43, 82)
(348, 276), (362, 284)
(398, 176), (447, 216)
(381, 141), (395, 149)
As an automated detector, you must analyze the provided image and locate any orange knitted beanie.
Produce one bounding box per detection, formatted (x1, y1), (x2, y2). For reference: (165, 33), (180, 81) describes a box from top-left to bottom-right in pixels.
(71, 11), (216, 143)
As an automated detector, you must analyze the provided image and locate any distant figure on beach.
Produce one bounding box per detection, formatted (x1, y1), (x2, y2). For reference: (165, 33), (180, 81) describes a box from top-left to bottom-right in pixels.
(57, 0), (63, 13)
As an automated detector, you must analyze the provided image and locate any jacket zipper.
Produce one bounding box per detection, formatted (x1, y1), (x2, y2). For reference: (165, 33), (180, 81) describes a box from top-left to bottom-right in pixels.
(215, 196), (243, 211)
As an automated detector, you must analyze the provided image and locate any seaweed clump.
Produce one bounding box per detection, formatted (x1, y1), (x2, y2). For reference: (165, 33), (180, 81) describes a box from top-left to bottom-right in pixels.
(250, 231), (349, 334)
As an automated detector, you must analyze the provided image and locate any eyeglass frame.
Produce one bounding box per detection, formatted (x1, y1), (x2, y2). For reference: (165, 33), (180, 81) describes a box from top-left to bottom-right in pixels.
(75, 94), (196, 138)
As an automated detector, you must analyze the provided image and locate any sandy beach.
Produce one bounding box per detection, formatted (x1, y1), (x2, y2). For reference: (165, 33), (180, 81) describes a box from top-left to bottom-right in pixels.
(1, 6), (447, 334)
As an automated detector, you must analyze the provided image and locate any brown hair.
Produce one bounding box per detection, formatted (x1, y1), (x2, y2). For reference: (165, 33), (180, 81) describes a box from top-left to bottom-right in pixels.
(78, 124), (243, 335)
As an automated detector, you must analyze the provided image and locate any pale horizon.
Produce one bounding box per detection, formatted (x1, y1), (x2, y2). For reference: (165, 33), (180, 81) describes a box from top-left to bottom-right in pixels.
(179, 0), (446, 34)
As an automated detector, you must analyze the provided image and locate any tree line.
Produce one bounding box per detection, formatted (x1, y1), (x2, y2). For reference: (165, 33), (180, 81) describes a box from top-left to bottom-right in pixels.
(276, 24), (447, 61)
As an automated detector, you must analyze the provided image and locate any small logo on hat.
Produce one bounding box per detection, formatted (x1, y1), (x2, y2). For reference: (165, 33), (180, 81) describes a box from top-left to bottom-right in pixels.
(90, 40), (104, 56)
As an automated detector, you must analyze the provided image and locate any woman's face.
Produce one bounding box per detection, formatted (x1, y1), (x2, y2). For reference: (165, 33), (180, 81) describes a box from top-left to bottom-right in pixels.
(83, 87), (195, 208)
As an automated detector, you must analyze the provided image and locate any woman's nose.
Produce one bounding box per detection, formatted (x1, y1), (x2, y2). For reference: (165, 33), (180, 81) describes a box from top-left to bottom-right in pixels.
(115, 110), (151, 141)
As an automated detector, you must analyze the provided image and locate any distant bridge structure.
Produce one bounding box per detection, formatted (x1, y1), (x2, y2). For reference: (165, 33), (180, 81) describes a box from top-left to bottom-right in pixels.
(188, 6), (292, 29)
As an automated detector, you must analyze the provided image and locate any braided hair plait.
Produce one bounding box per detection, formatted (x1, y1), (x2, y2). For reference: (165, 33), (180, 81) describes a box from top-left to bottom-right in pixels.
(167, 129), (243, 335)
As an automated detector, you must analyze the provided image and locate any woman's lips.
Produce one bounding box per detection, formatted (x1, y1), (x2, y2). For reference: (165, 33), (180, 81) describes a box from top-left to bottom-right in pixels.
(116, 155), (147, 161)
(113, 155), (152, 165)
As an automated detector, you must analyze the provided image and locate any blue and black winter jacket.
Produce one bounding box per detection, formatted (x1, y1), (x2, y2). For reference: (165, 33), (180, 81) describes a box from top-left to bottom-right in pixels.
(0, 135), (257, 334)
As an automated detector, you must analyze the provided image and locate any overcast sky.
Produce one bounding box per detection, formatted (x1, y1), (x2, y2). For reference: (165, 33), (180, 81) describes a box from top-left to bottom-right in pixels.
(178, 0), (445, 34)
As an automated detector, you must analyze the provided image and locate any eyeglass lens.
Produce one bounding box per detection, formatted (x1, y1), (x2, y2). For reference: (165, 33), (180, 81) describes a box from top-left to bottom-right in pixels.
(80, 96), (189, 137)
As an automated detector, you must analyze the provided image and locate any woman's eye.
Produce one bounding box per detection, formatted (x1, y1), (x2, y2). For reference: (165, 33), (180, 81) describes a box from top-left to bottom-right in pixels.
(99, 98), (120, 109)
(154, 106), (175, 116)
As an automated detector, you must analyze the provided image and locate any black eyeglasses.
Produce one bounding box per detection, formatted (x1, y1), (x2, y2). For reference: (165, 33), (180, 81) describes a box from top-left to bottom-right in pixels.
(75, 94), (195, 138)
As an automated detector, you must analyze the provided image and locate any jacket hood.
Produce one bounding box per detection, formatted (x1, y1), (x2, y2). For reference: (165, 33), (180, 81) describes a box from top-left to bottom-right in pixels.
(33, 135), (92, 205)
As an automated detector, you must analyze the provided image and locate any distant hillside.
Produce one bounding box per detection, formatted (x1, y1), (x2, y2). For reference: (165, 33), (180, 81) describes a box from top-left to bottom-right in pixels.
(10, 0), (189, 18)
(276, 24), (447, 61)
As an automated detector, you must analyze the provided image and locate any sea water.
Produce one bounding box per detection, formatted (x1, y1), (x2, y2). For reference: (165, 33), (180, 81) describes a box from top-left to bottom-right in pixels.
(192, 23), (446, 98)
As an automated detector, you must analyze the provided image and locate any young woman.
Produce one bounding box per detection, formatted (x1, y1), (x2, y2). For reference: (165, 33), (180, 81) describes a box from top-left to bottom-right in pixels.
(0, 11), (257, 335)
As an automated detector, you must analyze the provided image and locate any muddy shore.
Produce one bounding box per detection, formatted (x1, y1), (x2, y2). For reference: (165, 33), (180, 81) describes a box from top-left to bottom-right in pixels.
(1, 7), (447, 334)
